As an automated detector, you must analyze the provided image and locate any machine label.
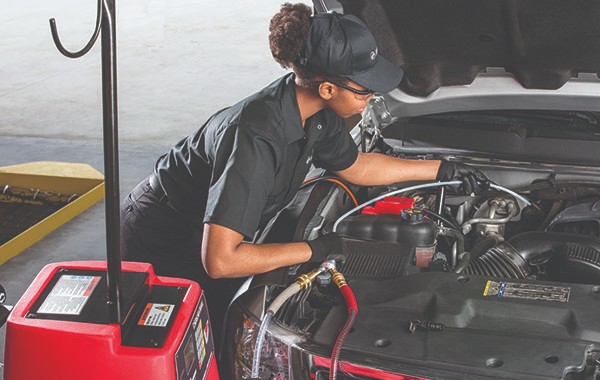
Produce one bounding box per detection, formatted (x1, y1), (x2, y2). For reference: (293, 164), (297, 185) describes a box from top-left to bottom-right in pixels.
(138, 303), (175, 327)
(38, 275), (101, 315)
(175, 293), (214, 380)
(483, 280), (570, 302)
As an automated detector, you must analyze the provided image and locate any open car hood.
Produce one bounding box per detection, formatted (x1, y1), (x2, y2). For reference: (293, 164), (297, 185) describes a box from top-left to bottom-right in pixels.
(317, 0), (600, 116)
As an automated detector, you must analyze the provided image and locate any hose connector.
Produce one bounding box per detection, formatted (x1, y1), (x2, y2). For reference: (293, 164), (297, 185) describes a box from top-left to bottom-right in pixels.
(329, 268), (347, 288)
(296, 267), (325, 290)
(321, 259), (337, 271)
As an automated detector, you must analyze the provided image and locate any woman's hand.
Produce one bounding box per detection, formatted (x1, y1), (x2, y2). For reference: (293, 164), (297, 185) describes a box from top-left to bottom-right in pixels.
(436, 160), (489, 195)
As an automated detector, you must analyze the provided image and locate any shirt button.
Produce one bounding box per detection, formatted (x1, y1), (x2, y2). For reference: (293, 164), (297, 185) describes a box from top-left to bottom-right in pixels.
(317, 124), (322, 130)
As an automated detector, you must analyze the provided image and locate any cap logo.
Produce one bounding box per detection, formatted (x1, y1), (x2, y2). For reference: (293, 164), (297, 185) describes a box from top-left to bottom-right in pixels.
(370, 47), (378, 61)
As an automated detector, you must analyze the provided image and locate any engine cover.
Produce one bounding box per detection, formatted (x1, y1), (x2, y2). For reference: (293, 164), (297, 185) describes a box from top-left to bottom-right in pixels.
(312, 272), (600, 379)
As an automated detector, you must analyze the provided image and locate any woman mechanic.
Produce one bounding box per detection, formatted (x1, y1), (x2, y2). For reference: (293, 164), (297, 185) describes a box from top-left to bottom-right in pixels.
(121, 3), (487, 337)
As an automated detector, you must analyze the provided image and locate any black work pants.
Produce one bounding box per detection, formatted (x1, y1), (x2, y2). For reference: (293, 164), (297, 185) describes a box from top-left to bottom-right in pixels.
(120, 176), (239, 348)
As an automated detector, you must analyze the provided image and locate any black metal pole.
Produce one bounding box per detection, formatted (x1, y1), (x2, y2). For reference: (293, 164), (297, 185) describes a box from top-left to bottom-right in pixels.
(101, 0), (122, 325)
(49, 0), (123, 325)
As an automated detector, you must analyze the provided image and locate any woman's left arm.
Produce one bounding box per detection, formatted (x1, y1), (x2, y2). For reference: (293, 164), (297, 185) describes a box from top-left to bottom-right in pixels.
(335, 152), (442, 186)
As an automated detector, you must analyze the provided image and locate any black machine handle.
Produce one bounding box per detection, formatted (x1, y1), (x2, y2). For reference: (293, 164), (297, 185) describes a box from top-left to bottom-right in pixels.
(49, 0), (102, 59)
(0, 305), (9, 328)
(49, 0), (123, 325)
(0, 284), (11, 327)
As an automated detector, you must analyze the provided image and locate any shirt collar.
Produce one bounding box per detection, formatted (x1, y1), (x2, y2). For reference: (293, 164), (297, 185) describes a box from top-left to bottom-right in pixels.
(280, 73), (306, 144)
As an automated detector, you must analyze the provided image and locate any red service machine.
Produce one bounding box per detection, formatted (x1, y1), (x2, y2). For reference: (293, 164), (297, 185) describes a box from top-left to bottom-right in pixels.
(4, 261), (220, 380)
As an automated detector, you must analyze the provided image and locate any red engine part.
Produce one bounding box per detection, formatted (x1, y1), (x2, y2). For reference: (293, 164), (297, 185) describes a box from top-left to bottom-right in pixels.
(4, 261), (220, 380)
(362, 196), (415, 215)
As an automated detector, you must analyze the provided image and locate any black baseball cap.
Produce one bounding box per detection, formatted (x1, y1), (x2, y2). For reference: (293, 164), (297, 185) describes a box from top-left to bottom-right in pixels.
(298, 12), (404, 93)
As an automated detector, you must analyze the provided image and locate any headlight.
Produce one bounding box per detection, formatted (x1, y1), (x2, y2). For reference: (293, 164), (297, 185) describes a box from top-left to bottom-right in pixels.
(225, 297), (429, 380)
(231, 309), (291, 379)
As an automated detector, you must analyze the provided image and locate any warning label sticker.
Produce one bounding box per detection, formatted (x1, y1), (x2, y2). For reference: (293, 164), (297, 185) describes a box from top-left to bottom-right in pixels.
(138, 303), (175, 327)
(483, 280), (570, 303)
(38, 275), (101, 315)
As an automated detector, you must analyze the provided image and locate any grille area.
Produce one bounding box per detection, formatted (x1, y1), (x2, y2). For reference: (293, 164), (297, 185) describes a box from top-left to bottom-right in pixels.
(338, 240), (413, 279)
(566, 243), (600, 266)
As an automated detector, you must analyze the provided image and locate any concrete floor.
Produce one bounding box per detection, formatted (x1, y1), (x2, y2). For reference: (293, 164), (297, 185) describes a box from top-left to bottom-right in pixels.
(0, 0), (310, 373)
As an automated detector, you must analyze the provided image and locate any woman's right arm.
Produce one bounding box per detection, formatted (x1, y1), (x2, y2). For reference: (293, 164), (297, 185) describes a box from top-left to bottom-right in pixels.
(201, 222), (312, 279)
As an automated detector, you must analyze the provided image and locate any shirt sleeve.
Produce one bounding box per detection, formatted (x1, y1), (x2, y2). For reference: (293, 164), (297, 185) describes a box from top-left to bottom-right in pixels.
(312, 114), (358, 172)
(204, 123), (277, 239)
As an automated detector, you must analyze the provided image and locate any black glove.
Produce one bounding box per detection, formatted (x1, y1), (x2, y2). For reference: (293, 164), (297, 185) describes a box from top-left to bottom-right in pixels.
(436, 160), (489, 195)
(307, 233), (347, 264)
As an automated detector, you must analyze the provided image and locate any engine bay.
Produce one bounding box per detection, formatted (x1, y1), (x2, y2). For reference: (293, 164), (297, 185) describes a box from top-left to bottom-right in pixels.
(225, 106), (600, 379)
(245, 159), (600, 379)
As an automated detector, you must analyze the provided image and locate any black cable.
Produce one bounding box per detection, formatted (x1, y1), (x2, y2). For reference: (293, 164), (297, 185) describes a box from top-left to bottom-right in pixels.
(417, 208), (462, 232)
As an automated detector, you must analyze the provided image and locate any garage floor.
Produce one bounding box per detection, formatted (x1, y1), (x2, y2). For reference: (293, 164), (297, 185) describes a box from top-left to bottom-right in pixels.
(0, 0), (309, 373)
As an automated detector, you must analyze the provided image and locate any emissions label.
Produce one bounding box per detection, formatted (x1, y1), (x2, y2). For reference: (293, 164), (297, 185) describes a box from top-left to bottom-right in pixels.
(138, 303), (175, 327)
(38, 275), (101, 315)
(483, 280), (570, 303)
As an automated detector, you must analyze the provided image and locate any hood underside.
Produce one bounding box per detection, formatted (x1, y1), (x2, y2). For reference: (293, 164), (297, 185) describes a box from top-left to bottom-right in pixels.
(324, 0), (600, 98)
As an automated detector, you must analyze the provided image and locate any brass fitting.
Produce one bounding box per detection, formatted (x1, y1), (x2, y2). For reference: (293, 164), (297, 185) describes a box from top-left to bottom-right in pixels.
(296, 268), (324, 290)
(329, 268), (347, 288)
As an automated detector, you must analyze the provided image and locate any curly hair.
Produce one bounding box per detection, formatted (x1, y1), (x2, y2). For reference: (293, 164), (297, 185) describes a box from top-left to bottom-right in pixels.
(269, 3), (317, 88)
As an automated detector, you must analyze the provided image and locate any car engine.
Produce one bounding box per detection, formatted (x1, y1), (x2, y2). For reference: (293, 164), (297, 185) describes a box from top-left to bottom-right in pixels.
(333, 182), (600, 286)
(225, 162), (600, 380)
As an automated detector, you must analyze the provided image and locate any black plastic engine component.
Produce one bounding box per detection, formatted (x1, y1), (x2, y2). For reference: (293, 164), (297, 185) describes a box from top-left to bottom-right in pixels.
(551, 242), (600, 285)
(463, 232), (600, 284)
(311, 272), (600, 380)
(463, 244), (531, 278)
(547, 198), (600, 239)
(335, 213), (436, 246)
(336, 239), (418, 279)
(335, 212), (437, 267)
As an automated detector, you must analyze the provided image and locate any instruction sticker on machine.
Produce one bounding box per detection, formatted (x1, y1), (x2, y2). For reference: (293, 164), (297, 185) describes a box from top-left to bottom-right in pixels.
(38, 275), (101, 315)
(483, 280), (570, 302)
(138, 303), (175, 327)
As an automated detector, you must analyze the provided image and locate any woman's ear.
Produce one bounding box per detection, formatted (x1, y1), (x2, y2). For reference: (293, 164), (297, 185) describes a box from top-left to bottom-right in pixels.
(318, 82), (335, 100)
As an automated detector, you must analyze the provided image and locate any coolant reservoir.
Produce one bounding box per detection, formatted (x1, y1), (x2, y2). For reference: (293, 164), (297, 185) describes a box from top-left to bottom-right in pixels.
(335, 208), (437, 268)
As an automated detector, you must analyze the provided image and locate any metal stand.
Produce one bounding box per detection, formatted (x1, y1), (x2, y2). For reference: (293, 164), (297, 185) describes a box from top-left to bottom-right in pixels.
(49, 0), (122, 325)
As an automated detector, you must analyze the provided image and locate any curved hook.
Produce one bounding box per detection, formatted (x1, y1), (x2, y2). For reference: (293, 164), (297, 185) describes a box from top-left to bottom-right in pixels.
(49, 0), (103, 59)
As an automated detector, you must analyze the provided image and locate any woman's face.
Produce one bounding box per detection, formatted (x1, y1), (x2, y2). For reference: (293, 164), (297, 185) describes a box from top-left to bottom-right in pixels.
(320, 80), (375, 119)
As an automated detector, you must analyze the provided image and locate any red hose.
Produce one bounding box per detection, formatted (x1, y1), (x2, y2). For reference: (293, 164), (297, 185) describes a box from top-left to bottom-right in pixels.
(339, 285), (358, 312)
(329, 284), (358, 380)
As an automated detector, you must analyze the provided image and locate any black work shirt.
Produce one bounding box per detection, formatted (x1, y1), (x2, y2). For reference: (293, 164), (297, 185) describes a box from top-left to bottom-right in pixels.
(154, 73), (358, 239)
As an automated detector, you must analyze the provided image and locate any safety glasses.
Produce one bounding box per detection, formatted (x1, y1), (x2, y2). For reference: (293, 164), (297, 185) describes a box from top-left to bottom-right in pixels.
(320, 79), (375, 100)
